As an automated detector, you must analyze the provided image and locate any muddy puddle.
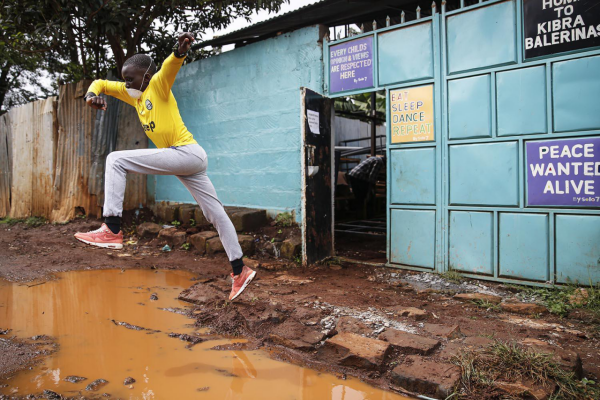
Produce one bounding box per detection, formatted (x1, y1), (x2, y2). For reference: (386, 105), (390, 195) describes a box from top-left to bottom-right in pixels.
(0, 269), (407, 399)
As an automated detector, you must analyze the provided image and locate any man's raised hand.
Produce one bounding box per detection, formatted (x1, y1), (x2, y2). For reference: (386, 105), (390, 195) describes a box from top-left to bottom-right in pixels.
(86, 96), (107, 111)
(178, 32), (195, 54)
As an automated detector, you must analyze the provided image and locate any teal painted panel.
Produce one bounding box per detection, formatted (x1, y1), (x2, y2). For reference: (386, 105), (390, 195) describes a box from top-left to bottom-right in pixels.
(378, 22), (433, 85)
(553, 55), (600, 132)
(448, 75), (491, 139)
(497, 66), (547, 136)
(556, 215), (600, 284)
(446, 0), (517, 74)
(449, 142), (519, 206)
(449, 211), (493, 275)
(499, 213), (548, 281)
(153, 25), (324, 219)
(390, 209), (435, 269)
(390, 148), (435, 205)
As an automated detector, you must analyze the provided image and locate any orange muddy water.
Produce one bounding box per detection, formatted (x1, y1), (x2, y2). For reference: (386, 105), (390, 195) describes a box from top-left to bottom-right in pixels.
(0, 269), (408, 399)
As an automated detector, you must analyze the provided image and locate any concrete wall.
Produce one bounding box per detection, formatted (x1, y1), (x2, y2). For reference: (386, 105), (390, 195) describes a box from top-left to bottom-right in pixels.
(153, 26), (325, 221)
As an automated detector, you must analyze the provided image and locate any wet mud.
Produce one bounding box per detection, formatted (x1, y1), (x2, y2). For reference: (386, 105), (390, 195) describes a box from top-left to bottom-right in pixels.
(0, 269), (408, 399)
(1, 219), (599, 399)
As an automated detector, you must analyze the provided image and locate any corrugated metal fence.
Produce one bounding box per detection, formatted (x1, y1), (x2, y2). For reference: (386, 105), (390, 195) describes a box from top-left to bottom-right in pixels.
(0, 81), (148, 222)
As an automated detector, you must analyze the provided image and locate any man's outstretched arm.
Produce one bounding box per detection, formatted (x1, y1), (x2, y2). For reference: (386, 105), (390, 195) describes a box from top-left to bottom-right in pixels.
(153, 32), (195, 98)
(85, 80), (135, 109)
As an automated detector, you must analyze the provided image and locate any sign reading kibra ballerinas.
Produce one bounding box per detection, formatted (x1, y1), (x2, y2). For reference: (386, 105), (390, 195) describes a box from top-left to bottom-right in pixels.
(524, 0), (600, 59)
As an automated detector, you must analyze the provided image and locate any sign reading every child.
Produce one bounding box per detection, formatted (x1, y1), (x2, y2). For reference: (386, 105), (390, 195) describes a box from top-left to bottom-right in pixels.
(329, 36), (373, 93)
(527, 137), (600, 206)
(523, 0), (600, 59)
(390, 85), (434, 143)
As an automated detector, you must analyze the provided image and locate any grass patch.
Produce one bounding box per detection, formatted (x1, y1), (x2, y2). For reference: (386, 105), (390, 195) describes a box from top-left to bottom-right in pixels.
(1, 216), (47, 227)
(472, 299), (501, 312)
(0, 217), (21, 226)
(441, 269), (464, 284)
(274, 212), (294, 227)
(24, 216), (47, 227)
(515, 283), (600, 319)
(452, 340), (600, 399)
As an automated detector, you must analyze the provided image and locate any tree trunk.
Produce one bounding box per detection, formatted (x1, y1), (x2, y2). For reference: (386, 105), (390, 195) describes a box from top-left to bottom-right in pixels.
(0, 63), (13, 112)
(106, 33), (126, 75)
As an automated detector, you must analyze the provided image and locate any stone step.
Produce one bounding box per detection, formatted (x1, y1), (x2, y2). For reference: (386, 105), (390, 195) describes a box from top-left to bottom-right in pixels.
(280, 237), (302, 260)
(390, 355), (461, 399)
(188, 231), (219, 255)
(206, 234), (256, 256)
(158, 227), (186, 248)
(318, 332), (391, 370)
(268, 319), (325, 351)
(137, 222), (161, 238)
(153, 203), (270, 232)
(453, 292), (502, 304)
(378, 329), (440, 355)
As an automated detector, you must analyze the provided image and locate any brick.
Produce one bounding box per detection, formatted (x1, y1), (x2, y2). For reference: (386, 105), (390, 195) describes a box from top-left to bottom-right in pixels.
(230, 209), (267, 232)
(194, 208), (210, 226)
(154, 202), (179, 223)
(463, 336), (494, 348)
(423, 323), (464, 340)
(318, 332), (391, 370)
(238, 234), (256, 256)
(268, 319), (325, 351)
(390, 355), (461, 398)
(158, 228), (186, 248)
(178, 283), (223, 305)
(188, 231), (218, 255)
(501, 301), (548, 315)
(495, 380), (556, 400)
(179, 204), (198, 227)
(389, 306), (428, 321)
(336, 316), (371, 336)
(378, 329), (440, 355)
(454, 293), (502, 304)
(280, 237), (302, 260)
(137, 222), (161, 238)
(206, 237), (225, 255)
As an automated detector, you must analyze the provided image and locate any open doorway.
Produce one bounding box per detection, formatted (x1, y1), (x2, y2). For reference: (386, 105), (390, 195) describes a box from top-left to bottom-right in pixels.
(333, 91), (387, 264)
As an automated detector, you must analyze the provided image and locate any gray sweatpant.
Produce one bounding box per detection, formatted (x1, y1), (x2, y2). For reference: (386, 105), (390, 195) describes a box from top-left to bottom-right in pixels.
(103, 144), (243, 262)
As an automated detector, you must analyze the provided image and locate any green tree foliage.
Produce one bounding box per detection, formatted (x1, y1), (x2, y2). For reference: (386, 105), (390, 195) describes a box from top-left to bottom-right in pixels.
(0, 0), (288, 112)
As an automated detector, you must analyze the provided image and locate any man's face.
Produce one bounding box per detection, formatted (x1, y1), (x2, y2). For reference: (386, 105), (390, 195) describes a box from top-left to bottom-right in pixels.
(122, 64), (151, 91)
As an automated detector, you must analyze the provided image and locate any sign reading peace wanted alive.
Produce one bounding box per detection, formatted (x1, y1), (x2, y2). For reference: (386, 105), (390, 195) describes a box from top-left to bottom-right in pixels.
(524, 0), (600, 59)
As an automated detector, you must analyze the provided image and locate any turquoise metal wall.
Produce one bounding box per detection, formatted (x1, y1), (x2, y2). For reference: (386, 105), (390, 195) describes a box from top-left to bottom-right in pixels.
(325, 0), (600, 285)
(153, 26), (324, 220)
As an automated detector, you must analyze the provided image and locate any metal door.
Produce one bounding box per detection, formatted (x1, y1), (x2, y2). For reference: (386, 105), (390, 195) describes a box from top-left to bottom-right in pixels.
(301, 88), (334, 265)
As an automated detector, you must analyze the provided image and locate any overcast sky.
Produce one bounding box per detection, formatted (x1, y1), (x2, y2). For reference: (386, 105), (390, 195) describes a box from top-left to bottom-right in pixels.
(210, 0), (319, 38)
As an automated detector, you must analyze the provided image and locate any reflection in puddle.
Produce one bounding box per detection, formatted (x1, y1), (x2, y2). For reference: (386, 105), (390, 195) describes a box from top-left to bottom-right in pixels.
(0, 269), (408, 399)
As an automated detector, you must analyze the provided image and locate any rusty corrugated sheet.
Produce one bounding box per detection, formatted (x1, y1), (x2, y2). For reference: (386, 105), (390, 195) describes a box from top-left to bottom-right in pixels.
(31, 98), (58, 218)
(7, 98), (57, 219)
(9, 103), (34, 218)
(0, 112), (12, 217)
(89, 94), (121, 205)
(51, 81), (102, 222)
(116, 103), (148, 210)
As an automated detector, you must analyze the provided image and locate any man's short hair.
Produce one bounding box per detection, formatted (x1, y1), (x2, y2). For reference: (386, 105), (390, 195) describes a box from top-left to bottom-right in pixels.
(123, 54), (157, 74)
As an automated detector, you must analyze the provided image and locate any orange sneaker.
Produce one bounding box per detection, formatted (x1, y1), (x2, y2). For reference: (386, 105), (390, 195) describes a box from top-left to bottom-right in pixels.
(74, 223), (123, 249)
(229, 266), (257, 301)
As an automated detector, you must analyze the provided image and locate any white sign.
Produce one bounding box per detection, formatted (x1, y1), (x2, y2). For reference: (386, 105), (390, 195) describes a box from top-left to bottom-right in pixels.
(307, 110), (320, 135)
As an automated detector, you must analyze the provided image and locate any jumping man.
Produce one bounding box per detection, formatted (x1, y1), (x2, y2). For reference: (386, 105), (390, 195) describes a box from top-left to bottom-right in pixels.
(74, 33), (256, 300)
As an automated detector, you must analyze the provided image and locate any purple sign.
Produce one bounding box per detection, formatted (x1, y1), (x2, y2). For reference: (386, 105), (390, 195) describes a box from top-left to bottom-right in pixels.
(329, 36), (373, 93)
(527, 137), (600, 206)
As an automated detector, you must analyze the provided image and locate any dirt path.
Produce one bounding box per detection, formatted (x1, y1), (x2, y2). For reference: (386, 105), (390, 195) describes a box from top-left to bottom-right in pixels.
(1, 219), (599, 399)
